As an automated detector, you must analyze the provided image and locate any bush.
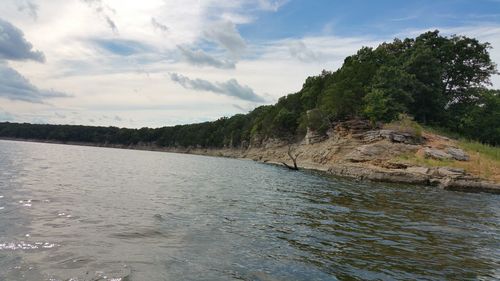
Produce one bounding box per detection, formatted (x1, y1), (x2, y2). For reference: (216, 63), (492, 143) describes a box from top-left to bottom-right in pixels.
(384, 114), (423, 138)
(306, 109), (329, 135)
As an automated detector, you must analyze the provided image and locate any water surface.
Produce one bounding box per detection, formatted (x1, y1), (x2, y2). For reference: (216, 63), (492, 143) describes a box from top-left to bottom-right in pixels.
(0, 140), (499, 280)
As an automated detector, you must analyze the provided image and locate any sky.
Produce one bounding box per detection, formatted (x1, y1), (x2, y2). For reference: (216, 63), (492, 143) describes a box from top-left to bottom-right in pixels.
(0, 0), (499, 128)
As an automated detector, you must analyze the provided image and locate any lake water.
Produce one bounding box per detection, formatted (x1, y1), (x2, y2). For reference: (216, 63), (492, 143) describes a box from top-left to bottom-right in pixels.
(0, 140), (499, 281)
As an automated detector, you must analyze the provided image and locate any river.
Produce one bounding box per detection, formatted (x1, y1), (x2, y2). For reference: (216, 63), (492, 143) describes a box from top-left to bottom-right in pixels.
(0, 140), (499, 280)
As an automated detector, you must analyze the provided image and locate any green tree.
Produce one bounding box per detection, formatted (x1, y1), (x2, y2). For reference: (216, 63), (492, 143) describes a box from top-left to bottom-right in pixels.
(363, 66), (414, 123)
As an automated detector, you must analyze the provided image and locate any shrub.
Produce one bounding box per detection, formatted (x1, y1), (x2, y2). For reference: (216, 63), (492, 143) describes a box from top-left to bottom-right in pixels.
(306, 109), (329, 135)
(384, 114), (423, 138)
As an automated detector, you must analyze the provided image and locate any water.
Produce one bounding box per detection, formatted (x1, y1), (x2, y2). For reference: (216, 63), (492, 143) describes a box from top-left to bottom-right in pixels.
(0, 140), (499, 281)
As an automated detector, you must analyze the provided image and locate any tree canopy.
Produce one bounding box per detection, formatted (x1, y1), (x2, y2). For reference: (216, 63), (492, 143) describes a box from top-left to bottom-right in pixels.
(1, 30), (498, 145)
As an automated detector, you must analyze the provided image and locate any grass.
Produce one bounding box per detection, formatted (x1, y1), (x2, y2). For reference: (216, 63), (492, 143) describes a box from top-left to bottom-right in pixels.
(394, 129), (500, 182)
(398, 153), (455, 167)
(383, 114), (423, 138)
(458, 139), (499, 162)
(454, 139), (499, 181)
(421, 125), (462, 140)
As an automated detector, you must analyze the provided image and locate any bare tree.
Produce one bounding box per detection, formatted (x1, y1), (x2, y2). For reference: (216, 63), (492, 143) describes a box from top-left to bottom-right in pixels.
(282, 144), (300, 170)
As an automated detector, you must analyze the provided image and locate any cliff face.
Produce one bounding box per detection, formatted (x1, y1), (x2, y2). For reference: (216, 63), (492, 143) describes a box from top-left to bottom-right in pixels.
(185, 120), (500, 194)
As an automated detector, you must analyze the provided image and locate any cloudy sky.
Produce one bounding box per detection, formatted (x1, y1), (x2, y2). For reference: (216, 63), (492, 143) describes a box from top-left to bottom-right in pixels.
(0, 0), (499, 128)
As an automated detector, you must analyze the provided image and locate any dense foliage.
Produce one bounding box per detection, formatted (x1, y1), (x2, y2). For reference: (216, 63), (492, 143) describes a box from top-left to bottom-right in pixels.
(1, 30), (499, 145)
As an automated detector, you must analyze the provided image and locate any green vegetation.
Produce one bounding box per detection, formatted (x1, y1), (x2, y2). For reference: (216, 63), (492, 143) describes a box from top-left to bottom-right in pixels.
(459, 140), (500, 162)
(383, 114), (423, 139)
(396, 137), (500, 181)
(0, 30), (498, 146)
(423, 126), (500, 161)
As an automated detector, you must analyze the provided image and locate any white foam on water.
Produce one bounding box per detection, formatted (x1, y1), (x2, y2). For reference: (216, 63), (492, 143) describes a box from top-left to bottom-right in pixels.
(0, 241), (57, 251)
(19, 199), (32, 207)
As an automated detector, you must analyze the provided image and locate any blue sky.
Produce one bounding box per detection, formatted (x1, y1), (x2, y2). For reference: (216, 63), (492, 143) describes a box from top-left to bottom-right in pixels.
(240, 0), (500, 39)
(0, 0), (499, 127)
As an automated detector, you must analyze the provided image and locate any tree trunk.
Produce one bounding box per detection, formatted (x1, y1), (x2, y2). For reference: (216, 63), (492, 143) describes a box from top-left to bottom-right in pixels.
(282, 144), (299, 170)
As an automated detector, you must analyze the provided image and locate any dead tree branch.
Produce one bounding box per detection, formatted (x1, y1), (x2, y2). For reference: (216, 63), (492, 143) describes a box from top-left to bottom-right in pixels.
(282, 143), (300, 170)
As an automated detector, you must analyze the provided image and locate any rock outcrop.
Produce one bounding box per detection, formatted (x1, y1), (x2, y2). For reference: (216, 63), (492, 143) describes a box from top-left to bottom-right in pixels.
(304, 127), (325, 145)
(346, 142), (418, 162)
(424, 147), (470, 161)
(326, 163), (499, 194)
(446, 147), (470, 161)
(70, 118), (496, 195)
(356, 130), (421, 144)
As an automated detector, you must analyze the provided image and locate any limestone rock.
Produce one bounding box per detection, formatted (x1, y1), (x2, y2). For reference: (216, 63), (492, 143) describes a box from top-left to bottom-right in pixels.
(442, 180), (500, 194)
(328, 164), (430, 184)
(360, 129), (421, 144)
(423, 147), (470, 161)
(432, 167), (465, 178)
(446, 147), (469, 161)
(325, 163), (499, 194)
(424, 148), (452, 160)
(406, 166), (430, 175)
(304, 127), (325, 144)
(379, 161), (409, 169)
(346, 143), (389, 162)
(346, 142), (418, 162)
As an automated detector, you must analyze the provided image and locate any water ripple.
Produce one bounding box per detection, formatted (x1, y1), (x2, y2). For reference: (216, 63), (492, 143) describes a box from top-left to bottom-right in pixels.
(0, 140), (499, 281)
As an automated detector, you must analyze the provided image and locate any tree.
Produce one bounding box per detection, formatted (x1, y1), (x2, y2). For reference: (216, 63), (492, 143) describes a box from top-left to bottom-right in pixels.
(405, 45), (445, 123)
(1, 30), (498, 146)
(364, 66), (414, 123)
(451, 89), (500, 144)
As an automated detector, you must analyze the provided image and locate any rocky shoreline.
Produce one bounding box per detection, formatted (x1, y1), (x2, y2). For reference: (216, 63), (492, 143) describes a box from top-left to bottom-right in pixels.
(2, 123), (499, 195)
(182, 120), (500, 194)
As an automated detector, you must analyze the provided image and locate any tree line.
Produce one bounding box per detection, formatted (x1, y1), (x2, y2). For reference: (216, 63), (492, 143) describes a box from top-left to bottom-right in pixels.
(0, 30), (498, 146)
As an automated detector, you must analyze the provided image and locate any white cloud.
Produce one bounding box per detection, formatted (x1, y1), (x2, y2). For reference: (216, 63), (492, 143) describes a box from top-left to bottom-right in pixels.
(17, 0), (38, 21)
(257, 0), (289, 12)
(151, 17), (168, 33)
(81, 0), (118, 34)
(0, 0), (498, 128)
(288, 40), (323, 62)
(0, 18), (45, 62)
(169, 72), (266, 103)
(178, 46), (235, 69)
(204, 21), (246, 58)
(0, 62), (69, 103)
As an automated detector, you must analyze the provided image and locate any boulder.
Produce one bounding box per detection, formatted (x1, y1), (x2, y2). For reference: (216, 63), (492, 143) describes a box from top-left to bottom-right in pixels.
(431, 167), (465, 178)
(446, 147), (469, 161)
(424, 148), (452, 160)
(345, 142), (419, 162)
(360, 130), (421, 144)
(442, 180), (500, 194)
(346, 143), (389, 162)
(390, 132), (413, 143)
(424, 147), (470, 161)
(328, 164), (430, 184)
(406, 166), (430, 175)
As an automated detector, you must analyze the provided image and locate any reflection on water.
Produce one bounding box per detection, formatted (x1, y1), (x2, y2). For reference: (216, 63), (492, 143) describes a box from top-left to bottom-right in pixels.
(0, 140), (499, 280)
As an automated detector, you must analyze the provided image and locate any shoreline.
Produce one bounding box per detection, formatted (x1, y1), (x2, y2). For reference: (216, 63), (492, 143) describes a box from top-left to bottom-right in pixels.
(1, 137), (499, 194)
